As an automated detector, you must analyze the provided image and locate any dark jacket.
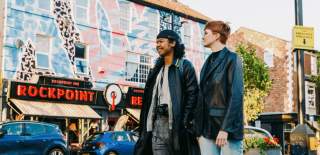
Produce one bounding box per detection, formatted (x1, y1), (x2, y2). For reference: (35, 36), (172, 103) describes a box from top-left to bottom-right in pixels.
(195, 47), (244, 140)
(134, 57), (199, 155)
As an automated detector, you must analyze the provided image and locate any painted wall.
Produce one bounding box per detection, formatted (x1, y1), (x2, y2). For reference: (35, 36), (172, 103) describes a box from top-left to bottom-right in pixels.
(3, 0), (209, 90)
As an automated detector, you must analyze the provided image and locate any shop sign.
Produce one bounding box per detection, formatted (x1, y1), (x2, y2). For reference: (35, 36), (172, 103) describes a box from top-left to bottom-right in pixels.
(9, 81), (97, 104)
(104, 84), (123, 111)
(292, 26), (314, 50)
(126, 87), (144, 108)
(38, 76), (93, 89)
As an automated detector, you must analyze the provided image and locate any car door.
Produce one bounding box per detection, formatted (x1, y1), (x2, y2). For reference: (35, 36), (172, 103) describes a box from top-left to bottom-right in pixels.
(0, 123), (24, 155)
(23, 123), (49, 155)
(113, 132), (134, 155)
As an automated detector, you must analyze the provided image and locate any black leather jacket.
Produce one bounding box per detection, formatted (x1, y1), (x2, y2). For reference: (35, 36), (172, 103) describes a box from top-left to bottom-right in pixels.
(134, 57), (199, 155)
(195, 47), (244, 140)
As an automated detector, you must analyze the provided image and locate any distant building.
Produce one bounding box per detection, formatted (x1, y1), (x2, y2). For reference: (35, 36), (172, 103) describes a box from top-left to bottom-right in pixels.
(228, 27), (319, 154)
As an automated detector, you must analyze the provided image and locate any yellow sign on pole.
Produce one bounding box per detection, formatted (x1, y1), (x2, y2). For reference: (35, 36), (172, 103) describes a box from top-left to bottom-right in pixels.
(292, 26), (314, 50)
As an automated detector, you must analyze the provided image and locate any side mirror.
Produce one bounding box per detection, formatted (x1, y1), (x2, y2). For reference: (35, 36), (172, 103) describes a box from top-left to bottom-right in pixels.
(0, 130), (7, 137)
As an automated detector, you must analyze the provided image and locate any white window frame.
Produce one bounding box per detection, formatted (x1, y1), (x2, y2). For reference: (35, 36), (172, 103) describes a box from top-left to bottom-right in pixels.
(119, 1), (132, 33)
(305, 82), (316, 108)
(264, 49), (274, 68)
(311, 55), (317, 75)
(37, 0), (51, 13)
(35, 34), (52, 70)
(147, 11), (159, 39)
(73, 0), (90, 23)
(125, 52), (152, 84)
(74, 43), (89, 75)
(182, 22), (192, 49)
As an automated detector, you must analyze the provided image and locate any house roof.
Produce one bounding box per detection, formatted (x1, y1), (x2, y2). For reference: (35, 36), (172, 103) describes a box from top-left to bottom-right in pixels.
(130, 0), (212, 23)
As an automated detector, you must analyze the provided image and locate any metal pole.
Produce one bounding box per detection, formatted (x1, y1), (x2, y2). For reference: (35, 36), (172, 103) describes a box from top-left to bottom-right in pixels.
(295, 0), (306, 125)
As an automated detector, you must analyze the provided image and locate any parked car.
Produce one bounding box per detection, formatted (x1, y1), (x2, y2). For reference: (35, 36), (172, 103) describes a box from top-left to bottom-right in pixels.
(244, 125), (273, 139)
(244, 126), (282, 155)
(0, 120), (68, 155)
(80, 131), (138, 155)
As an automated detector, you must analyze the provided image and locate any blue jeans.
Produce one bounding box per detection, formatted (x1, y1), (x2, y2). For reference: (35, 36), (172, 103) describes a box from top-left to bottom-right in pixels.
(198, 136), (243, 155)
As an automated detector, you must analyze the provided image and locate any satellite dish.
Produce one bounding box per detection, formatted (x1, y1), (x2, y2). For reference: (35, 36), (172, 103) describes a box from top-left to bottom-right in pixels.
(15, 39), (24, 48)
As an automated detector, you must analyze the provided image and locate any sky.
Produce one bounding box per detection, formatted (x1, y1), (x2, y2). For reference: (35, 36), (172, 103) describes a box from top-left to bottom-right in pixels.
(179, 0), (320, 50)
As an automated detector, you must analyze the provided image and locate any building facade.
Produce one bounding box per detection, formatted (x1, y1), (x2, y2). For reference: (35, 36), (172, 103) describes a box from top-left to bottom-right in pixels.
(228, 27), (319, 154)
(0, 0), (210, 145)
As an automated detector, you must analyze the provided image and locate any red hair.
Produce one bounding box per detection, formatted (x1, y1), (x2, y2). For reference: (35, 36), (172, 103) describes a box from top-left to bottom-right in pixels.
(205, 21), (231, 44)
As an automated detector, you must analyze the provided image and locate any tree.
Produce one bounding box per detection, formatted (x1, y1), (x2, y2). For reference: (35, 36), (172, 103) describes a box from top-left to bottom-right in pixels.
(310, 51), (320, 87)
(236, 44), (272, 125)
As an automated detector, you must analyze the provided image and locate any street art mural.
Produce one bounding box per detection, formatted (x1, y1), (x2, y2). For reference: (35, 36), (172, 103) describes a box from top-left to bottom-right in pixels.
(3, 0), (209, 89)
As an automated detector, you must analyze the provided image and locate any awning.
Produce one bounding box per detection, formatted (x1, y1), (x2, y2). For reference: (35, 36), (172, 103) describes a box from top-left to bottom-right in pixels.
(126, 108), (141, 121)
(9, 99), (101, 119)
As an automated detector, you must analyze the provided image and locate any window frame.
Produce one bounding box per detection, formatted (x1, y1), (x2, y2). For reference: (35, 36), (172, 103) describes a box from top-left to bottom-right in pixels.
(182, 22), (192, 49)
(119, 1), (132, 33)
(35, 34), (52, 70)
(73, 0), (90, 23)
(37, 0), (52, 13)
(305, 82), (316, 109)
(311, 55), (317, 75)
(125, 52), (152, 84)
(263, 49), (274, 68)
(74, 42), (89, 75)
(147, 11), (159, 39)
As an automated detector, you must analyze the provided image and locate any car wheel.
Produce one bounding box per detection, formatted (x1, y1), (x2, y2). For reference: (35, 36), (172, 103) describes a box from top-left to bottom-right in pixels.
(107, 151), (118, 155)
(48, 148), (64, 155)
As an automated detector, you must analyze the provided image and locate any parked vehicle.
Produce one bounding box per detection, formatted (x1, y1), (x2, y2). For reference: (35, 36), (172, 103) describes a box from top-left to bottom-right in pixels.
(244, 125), (273, 139)
(80, 131), (138, 155)
(244, 126), (282, 155)
(0, 120), (68, 155)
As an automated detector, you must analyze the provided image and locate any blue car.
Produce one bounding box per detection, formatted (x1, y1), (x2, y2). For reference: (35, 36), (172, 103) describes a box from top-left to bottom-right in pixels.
(0, 121), (68, 155)
(80, 131), (138, 155)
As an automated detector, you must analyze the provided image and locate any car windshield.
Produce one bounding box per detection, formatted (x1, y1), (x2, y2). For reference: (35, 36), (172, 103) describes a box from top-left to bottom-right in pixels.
(87, 133), (103, 141)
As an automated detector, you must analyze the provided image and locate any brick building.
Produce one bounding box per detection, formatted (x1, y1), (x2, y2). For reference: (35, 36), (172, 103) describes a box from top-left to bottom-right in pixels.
(228, 27), (319, 153)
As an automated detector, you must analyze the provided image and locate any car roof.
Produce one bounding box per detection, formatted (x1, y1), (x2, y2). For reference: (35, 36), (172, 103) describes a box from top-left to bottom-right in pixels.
(0, 120), (58, 128)
(244, 125), (272, 138)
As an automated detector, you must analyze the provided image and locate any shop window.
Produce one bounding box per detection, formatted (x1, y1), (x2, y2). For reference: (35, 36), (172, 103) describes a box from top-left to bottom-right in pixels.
(264, 49), (273, 67)
(311, 56), (317, 75)
(119, 1), (131, 33)
(147, 11), (159, 39)
(38, 0), (51, 12)
(74, 0), (89, 23)
(125, 52), (152, 84)
(1, 123), (23, 136)
(182, 23), (192, 48)
(36, 34), (51, 69)
(75, 43), (88, 75)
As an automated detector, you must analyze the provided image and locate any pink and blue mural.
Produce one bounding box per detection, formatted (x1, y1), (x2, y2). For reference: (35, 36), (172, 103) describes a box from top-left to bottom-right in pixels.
(3, 0), (210, 90)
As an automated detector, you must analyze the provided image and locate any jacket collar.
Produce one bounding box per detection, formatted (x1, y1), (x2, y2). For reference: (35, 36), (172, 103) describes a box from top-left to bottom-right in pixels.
(200, 47), (229, 84)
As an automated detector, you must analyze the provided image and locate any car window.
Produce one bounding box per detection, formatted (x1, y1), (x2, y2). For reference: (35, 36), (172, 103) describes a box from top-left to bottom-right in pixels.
(113, 132), (129, 142)
(2, 123), (23, 136)
(45, 125), (59, 134)
(25, 123), (46, 136)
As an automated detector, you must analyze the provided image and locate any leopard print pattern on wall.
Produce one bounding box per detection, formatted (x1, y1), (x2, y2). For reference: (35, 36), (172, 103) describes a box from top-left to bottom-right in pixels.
(53, 0), (92, 80)
(15, 41), (55, 81)
(15, 41), (36, 81)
